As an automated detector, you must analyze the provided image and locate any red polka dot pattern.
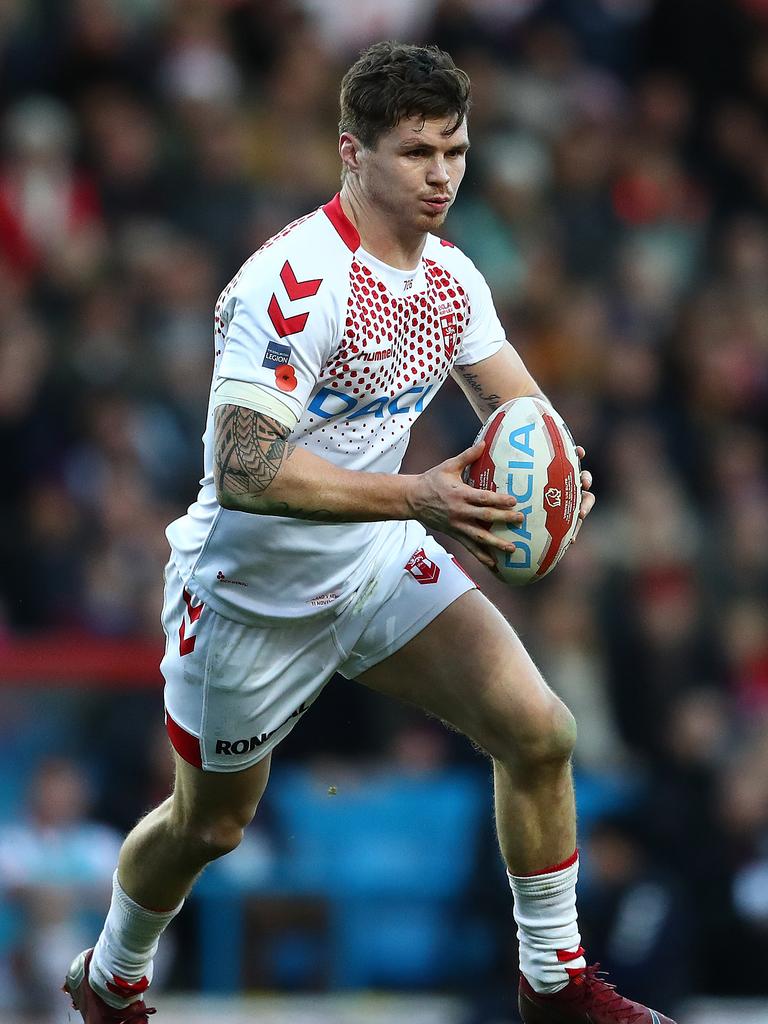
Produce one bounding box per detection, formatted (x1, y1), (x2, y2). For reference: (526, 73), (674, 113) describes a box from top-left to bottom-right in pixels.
(311, 258), (471, 458)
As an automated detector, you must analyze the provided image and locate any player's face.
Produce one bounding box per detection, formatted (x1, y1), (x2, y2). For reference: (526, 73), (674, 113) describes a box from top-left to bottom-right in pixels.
(361, 115), (469, 233)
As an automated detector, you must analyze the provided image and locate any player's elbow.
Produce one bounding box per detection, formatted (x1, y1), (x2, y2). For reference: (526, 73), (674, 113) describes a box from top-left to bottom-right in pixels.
(216, 485), (271, 515)
(216, 486), (242, 512)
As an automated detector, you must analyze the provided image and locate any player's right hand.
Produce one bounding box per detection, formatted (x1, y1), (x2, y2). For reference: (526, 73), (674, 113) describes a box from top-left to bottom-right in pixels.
(406, 440), (524, 571)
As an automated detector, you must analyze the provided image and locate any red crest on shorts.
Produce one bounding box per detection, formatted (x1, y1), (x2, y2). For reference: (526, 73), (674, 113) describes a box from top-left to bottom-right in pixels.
(405, 547), (441, 585)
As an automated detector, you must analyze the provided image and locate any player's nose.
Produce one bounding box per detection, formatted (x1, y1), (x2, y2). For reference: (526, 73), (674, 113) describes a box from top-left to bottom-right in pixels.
(426, 156), (450, 185)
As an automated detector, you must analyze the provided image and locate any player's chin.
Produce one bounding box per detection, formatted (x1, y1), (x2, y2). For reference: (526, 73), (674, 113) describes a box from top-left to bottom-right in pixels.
(416, 207), (449, 230)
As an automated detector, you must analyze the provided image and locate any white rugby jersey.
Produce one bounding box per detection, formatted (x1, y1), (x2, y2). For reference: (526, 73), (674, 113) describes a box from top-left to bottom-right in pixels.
(166, 194), (507, 622)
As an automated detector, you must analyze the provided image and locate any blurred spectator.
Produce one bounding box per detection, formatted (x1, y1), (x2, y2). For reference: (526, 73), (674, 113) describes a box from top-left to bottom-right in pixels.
(0, 95), (106, 288)
(0, 758), (121, 1019)
(579, 814), (692, 1015)
(80, 88), (173, 230)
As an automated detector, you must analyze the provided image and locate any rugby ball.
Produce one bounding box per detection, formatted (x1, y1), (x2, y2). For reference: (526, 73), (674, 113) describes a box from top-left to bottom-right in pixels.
(464, 397), (581, 585)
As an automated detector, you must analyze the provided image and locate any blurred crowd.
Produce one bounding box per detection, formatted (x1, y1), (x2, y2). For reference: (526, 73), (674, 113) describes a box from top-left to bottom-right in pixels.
(0, 0), (767, 1019)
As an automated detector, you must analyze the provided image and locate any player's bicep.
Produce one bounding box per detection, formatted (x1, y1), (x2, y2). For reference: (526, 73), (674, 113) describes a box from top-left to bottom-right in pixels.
(213, 403), (295, 508)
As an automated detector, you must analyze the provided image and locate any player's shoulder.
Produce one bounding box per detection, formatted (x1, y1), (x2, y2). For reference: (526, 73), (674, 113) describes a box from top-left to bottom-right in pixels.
(226, 201), (355, 303)
(423, 232), (486, 285)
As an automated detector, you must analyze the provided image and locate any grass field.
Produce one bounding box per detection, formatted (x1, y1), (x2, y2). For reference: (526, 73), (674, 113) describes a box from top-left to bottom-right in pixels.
(56, 993), (465, 1024)
(41, 993), (768, 1024)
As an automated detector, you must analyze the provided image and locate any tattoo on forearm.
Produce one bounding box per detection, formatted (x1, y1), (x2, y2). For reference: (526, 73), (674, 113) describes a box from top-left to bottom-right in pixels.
(454, 367), (502, 412)
(265, 502), (348, 523)
(214, 405), (295, 498)
(214, 405), (356, 523)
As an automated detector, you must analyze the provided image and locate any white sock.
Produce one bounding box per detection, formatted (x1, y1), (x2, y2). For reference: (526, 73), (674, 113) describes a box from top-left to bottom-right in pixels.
(90, 871), (183, 1008)
(508, 849), (586, 994)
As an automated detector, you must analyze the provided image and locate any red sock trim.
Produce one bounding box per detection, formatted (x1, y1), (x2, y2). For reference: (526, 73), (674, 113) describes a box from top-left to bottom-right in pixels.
(557, 945), (585, 963)
(107, 974), (149, 998)
(515, 848), (578, 877)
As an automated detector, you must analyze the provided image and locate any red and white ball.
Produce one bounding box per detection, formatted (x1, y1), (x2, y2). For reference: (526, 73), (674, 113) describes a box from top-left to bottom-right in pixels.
(465, 397), (581, 585)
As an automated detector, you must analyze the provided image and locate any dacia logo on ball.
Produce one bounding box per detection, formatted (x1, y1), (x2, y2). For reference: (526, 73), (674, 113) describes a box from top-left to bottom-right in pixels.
(505, 422), (536, 571)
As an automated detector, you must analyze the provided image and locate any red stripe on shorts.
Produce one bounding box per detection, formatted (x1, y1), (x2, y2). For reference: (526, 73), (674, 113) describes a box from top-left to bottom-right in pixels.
(450, 555), (477, 586)
(165, 710), (203, 769)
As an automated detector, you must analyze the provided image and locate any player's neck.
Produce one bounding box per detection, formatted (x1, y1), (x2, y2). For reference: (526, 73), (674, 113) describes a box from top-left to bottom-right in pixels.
(339, 187), (425, 271)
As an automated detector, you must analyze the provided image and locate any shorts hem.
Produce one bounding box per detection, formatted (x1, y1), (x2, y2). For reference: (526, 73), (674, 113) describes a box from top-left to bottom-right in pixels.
(202, 743), (275, 772)
(338, 577), (476, 679)
(167, 721), (279, 773)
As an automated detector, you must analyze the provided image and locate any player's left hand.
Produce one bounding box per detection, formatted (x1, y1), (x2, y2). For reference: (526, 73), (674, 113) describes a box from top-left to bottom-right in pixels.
(573, 445), (594, 542)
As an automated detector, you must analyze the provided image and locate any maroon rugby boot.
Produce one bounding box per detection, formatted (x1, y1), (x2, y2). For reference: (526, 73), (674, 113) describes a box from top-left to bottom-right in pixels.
(519, 964), (676, 1024)
(63, 949), (156, 1023)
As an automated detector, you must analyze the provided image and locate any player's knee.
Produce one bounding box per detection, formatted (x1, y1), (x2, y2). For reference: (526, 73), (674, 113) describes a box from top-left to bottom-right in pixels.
(197, 816), (249, 860)
(485, 693), (576, 769)
(517, 697), (576, 768)
(172, 805), (256, 862)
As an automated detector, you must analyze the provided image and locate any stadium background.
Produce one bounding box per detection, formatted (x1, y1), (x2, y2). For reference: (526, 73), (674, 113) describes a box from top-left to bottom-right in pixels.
(0, 0), (767, 1021)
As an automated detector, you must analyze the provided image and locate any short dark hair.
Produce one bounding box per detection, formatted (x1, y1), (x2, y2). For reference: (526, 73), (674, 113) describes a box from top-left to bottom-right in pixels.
(339, 41), (471, 149)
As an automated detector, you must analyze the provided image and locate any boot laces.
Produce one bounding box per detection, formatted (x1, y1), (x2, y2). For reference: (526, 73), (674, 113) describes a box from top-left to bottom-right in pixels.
(573, 964), (646, 1022)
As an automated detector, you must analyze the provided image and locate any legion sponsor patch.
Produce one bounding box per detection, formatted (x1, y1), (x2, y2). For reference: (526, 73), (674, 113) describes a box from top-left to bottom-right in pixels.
(262, 340), (293, 368)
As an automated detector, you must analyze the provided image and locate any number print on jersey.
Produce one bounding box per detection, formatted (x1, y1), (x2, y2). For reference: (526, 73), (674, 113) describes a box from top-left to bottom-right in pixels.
(267, 260), (323, 338)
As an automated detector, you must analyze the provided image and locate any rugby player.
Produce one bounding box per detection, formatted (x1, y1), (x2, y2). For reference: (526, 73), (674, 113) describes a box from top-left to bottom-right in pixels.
(64, 41), (674, 1024)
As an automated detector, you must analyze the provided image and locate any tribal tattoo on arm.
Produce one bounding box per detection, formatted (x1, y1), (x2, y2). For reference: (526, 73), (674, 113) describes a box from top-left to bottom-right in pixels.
(214, 404), (295, 500)
(213, 404), (347, 521)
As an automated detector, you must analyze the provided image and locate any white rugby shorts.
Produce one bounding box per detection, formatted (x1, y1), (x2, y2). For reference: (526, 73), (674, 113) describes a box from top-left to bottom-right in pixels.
(160, 522), (476, 772)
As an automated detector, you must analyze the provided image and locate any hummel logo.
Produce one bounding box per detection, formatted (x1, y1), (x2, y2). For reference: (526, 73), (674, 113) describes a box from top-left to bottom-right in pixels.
(649, 1012), (661, 1024)
(361, 347), (392, 362)
(216, 570), (248, 587)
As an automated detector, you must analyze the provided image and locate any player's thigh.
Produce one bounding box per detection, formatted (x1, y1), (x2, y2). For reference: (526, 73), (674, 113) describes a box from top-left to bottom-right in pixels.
(170, 748), (272, 832)
(355, 588), (569, 758)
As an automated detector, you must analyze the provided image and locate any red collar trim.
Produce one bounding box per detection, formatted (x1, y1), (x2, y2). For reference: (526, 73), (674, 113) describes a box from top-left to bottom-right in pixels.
(322, 193), (360, 252)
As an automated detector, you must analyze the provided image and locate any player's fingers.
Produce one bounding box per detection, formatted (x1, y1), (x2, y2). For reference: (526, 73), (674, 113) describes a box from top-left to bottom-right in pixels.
(580, 470), (593, 491)
(473, 505), (524, 525)
(576, 445), (586, 459)
(462, 482), (517, 509)
(458, 535), (498, 571)
(578, 491), (595, 520)
(462, 523), (516, 554)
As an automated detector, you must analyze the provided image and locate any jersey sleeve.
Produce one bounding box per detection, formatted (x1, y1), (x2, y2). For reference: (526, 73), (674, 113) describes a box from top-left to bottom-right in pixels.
(453, 259), (507, 367)
(216, 255), (339, 423)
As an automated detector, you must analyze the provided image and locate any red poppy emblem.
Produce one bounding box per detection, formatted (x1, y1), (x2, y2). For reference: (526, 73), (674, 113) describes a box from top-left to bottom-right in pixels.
(275, 365), (297, 392)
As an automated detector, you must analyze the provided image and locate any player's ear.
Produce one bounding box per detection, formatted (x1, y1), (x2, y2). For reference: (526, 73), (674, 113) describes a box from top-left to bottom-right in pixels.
(339, 132), (364, 176)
